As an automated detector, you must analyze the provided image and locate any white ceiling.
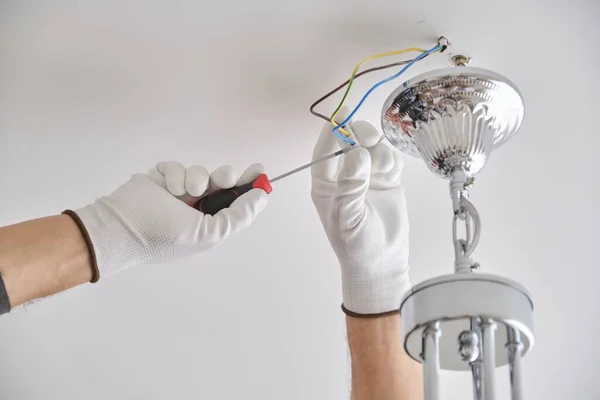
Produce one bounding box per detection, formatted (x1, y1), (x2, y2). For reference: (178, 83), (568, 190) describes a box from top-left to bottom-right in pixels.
(0, 0), (598, 399)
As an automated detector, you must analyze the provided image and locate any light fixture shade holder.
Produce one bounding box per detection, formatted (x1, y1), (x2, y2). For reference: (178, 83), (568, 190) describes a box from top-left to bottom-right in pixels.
(381, 66), (524, 178)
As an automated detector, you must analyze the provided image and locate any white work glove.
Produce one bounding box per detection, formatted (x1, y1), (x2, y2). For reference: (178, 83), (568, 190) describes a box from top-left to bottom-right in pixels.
(67, 162), (268, 282)
(311, 108), (410, 316)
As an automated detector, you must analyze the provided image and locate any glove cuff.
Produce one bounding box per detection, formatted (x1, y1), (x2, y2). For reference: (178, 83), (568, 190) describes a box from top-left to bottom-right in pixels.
(341, 305), (400, 318)
(69, 198), (149, 280)
(62, 210), (100, 283)
(340, 271), (411, 317)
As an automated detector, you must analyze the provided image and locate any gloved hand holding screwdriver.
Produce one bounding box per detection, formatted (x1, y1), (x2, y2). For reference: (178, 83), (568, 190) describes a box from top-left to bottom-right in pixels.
(0, 107), (421, 400)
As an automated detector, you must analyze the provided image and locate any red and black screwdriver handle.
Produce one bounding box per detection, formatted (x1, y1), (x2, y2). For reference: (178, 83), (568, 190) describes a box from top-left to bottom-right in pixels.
(193, 174), (273, 216)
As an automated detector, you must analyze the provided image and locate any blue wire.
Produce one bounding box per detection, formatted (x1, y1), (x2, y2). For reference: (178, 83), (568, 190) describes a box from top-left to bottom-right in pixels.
(333, 131), (356, 146)
(332, 125), (355, 145)
(333, 43), (442, 145)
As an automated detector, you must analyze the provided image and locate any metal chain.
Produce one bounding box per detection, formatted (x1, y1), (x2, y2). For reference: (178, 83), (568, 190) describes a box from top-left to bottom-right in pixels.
(449, 170), (480, 273)
(452, 195), (481, 273)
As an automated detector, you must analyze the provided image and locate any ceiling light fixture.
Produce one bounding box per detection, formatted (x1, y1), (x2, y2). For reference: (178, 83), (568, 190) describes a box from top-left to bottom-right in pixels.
(381, 55), (533, 400)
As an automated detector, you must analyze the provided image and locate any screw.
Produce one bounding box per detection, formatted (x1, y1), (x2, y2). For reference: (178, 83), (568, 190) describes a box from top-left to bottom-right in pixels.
(452, 54), (471, 67)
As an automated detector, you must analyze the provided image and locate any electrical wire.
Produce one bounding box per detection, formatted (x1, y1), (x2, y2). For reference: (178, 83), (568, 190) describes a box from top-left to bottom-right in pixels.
(329, 47), (427, 140)
(325, 60), (414, 145)
(309, 58), (415, 122)
(332, 43), (443, 145)
(307, 42), (444, 145)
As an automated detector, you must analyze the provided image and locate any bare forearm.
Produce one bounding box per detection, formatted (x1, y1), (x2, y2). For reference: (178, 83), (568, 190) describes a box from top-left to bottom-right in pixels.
(347, 315), (423, 400)
(0, 215), (92, 308)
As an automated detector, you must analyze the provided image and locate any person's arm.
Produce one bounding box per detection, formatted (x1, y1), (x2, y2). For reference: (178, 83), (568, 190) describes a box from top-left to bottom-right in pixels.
(0, 215), (92, 309)
(0, 161), (268, 315)
(347, 316), (422, 400)
(311, 107), (422, 399)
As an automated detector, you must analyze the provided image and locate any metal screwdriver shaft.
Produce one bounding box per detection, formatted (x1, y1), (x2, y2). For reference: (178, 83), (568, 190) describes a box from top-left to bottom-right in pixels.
(193, 147), (350, 215)
(270, 148), (348, 183)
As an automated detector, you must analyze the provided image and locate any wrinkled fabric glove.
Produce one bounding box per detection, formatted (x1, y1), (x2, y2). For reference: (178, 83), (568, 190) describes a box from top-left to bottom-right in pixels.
(311, 107), (410, 317)
(66, 162), (268, 282)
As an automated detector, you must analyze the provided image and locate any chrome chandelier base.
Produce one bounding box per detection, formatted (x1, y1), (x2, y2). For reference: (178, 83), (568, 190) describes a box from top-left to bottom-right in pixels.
(400, 273), (534, 371)
(381, 67), (524, 178)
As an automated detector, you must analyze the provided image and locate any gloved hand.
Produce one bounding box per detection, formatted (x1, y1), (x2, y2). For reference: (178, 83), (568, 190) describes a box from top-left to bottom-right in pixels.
(311, 108), (410, 317)
(66, 162), (268, 282)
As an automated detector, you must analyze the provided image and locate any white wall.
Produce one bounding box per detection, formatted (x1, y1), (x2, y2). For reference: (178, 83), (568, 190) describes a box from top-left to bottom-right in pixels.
(1, 0), (599, 399)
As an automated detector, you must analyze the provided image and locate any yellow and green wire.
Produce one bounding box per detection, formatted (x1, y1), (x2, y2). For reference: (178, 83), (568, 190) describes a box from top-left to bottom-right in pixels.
(330, 43), (443, 146)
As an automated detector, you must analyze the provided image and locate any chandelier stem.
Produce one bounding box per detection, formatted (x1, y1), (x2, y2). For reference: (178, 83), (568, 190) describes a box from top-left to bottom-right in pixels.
(481, 319), (498, 400)
(422, 322), (442, 400)
(507, 327), (524, 400)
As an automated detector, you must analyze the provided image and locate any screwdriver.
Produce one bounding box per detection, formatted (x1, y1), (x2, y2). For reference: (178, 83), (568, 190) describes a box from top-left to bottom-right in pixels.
(194, 148), (350, 215)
